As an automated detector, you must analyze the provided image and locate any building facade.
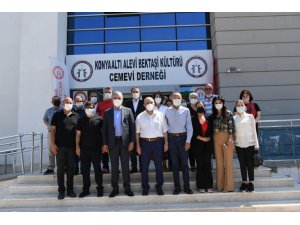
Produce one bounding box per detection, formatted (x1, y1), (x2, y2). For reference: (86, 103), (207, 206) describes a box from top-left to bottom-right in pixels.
(1, 12), (300, 138)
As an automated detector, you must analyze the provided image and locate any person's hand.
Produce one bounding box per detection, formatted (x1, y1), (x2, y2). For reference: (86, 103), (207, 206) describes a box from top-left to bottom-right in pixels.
(50, 143), (58, 155)
(184, 142), (190, 151)
(128, 142), (134, 152)
(164, 143), (168, 152)
(102, 145), (109, 153)
(227, 139), (234, 149)
(254, 147), (259, 151)
(136, 145), (141, 155)
(76, 147), (80, 157)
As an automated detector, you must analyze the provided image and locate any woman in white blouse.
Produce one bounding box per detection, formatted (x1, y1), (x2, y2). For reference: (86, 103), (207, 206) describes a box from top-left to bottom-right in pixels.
(234, 100), (259, 192)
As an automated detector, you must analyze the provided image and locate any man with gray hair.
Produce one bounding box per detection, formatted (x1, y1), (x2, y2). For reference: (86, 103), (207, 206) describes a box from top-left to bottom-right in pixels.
(102, 91), (135, 197)
(136, 97), (168, 196)
(200, 83), (218, 116)
(165, 92), (193, 195)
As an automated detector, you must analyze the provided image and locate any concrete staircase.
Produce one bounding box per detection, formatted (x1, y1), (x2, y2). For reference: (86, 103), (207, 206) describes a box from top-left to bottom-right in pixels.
(1, 165), (300, 211)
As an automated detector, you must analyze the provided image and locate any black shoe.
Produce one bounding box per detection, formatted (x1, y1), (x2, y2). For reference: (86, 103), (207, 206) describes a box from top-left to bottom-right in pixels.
(109, 189), (119, 198)
(79, 191), (90, 198)
(130, 168), (138, 174)
(239, 182), (248, 192)
(43, 169), (54, 175)
(155, 185), (164, 195)
(74, 170), (79, 175)
(67, 191), (77, 198)
(173, 187), (181, 195)
(125, 188), (134, 197)
(102, 168), (109, 174)
(184, 188), (193, 194)
(57, 192), (65, 200)
(97, 187), (104, 197)
(247, 182), (254, 192)
(142, 189), (149, 196)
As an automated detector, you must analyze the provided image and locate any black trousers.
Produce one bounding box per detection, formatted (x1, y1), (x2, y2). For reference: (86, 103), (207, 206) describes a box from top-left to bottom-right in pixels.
(236, 146), (255, 182)
(130, 145), (142, 171)
(102, 152), (109, 169)
(56, 147), (75, 193)
(109, 138), (130, 190)
(194, 140), (213, 189)
(80, 148), (103, 191)
(188, 144), (196, 168)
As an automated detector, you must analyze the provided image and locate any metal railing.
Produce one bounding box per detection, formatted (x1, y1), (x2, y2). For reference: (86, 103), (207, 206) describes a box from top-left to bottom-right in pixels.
(0, 132), (45, 176)
(258, 119), (300, 160)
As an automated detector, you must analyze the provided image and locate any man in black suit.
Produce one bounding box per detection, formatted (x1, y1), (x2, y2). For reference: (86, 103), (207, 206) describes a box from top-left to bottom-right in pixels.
(102, 91), (135, 197)
(125, 87), (145, 173)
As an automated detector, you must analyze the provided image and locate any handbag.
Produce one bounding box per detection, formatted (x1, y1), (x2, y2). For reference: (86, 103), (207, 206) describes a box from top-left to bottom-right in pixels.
(253, 151), (264, 167)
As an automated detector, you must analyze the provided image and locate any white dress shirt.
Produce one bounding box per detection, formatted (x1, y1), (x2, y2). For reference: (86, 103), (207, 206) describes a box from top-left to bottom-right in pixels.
(154, 104), (168, 115)
(234, 112), (259, 148)
(136, 110), (168, 138)
(132, 99), (139, 113)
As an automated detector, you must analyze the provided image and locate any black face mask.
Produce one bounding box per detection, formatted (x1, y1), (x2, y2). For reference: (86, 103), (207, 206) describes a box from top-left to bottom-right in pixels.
(197, 107), (205, 114)
(53, 100), (61, 107)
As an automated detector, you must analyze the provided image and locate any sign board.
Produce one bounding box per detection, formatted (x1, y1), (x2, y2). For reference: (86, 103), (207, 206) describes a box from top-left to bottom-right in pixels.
(66, 50), (213, 89)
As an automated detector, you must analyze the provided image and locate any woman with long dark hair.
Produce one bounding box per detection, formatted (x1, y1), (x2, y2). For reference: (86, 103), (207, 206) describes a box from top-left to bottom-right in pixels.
(212, 96), (235, 192)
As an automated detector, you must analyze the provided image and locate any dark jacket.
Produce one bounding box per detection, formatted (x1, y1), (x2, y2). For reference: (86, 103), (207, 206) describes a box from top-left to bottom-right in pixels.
(102, 106), (135, 149)
(191, 115), (213, 144)
(125, 99), (145, 120)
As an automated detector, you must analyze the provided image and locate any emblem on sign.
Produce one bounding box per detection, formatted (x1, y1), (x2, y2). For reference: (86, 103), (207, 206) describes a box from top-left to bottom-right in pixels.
(52, 66), (64, 80)
(71, 61), (93, 82)
(185, 56), (208, 78)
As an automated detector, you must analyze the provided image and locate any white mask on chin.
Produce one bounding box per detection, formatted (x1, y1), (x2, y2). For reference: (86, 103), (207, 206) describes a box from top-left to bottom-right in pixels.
(132, 93), (140, 100)
(236, 106), (245, 113)
(155, 97), (162, 104)
(190, 99), (197, 104)
(104, 93), (112, 100)
(172, 99), (181, 107)
(215, 103), (223, 110)
(85, 108), (94, 117)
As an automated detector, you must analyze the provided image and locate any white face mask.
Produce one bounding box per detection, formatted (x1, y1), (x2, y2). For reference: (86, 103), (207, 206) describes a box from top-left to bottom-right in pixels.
(190, 98), (197, 104)
(104, 93), (112, 100)
(173, 99), (181, 107)
(64, 103), (73, 111)
(242, 97), (250, 103)
(215, 103), (223, 110)
(75, 102), (83, 108)
(206, 94), (213, 98)
(91, 97), (97, 103)
(236, 106), (245, 113)
(155, 97), (162, 104)
(132, 93), (140, 100)
(146, 104), (155, 111)
(113, 99), (122, 108)
(85, 108), (94, 117)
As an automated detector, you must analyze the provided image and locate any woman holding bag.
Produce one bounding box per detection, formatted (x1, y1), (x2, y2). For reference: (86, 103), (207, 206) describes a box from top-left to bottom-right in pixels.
(233, 100), (259, 192)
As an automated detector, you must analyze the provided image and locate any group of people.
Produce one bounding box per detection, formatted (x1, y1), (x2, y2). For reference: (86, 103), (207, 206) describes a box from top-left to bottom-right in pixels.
(42, 84), (261, 200)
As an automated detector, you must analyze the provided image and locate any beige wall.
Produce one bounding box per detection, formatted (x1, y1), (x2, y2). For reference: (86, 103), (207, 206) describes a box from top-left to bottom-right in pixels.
(210, 12), (300, 119)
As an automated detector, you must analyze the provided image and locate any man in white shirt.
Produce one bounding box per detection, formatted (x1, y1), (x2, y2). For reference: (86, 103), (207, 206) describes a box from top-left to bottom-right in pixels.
(165, 92), (193, 195)
(136, 97), (168, 196)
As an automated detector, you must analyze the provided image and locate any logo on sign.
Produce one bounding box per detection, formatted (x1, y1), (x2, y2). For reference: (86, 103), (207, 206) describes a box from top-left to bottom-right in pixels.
(185, 56), (208, 78)
(52, 66), (64, 80)
(71, 61), (93, 82)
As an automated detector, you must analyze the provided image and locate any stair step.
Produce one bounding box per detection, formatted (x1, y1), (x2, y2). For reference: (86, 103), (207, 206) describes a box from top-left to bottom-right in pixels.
(8, 177), (294, 195)
(1, 188), (300, 209)
(16, 167), (272, 184)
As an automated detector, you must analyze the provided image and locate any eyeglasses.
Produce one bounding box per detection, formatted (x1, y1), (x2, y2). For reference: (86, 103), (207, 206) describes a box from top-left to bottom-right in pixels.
(204, 88), (212, 91)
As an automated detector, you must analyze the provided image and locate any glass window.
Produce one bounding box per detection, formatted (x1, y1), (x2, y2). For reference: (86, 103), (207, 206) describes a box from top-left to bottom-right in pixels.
(105, 15), (139, 27)
(68, 30), (104, 44)
(141, 42), (176, 52)
(177, 27), (208, 40)
(68, 16), (104, 29)
(141, 13), (175, 26)
(105, 43), (140, 53)
(176, 12), (207, 25)
(141, 28), (176, 41)
(177, 41), (209, 50)
(105, 29), (139, 42)
(67, 45), (104, 55)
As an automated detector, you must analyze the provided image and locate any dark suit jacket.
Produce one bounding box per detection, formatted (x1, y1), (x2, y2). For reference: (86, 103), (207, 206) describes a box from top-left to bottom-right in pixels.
(125, 99), (145, 120)
(191, 115), (213, 144)
(102, 106), (135, 149)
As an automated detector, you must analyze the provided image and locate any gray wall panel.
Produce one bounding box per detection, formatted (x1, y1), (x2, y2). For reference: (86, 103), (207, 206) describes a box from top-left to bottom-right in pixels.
(214, 12), (300, 18)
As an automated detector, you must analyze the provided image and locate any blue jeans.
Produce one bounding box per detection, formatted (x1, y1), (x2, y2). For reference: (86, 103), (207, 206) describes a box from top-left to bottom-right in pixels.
(169, 135), (190, 189)
(140, 139), (164, 190)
